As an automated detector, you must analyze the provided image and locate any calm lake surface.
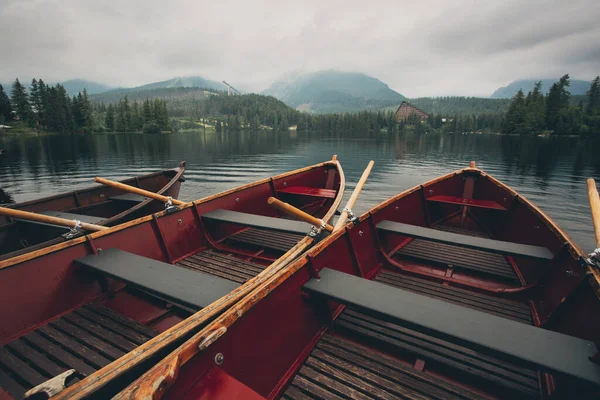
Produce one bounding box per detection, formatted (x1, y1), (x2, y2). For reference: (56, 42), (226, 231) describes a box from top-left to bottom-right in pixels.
(1, 131), (599, 251)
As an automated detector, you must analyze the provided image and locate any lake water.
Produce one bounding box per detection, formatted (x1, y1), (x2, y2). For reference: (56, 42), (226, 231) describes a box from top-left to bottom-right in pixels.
(1, 131), (599, 252)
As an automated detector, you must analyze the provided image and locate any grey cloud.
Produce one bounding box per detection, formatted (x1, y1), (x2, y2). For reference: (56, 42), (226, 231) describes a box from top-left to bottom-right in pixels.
(0, 0), (598, 97)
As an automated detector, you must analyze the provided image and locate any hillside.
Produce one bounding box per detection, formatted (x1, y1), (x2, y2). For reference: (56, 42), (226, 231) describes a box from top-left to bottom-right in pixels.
(1, 79), (113, 96)
(408, 97), (511, 115)
(90, 76), (226, 103)
(263, 70), (406, 113)
(491, 79), (591, 99)
(60, 79), (114, 96)
(134, 76), (225, 92)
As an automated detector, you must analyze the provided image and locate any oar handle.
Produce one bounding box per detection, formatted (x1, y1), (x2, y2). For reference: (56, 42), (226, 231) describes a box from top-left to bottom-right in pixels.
(334, 160), (374, 230)
(587, 178), (600, 248)
(0, 207), (108, 231)
(94, 177), (186, 206)
(267, 197), (334, 232)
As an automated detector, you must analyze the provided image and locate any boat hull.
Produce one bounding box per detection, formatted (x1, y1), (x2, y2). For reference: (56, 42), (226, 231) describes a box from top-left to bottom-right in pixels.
(123, 164), (600, 400)
(0, 162), (186, 260)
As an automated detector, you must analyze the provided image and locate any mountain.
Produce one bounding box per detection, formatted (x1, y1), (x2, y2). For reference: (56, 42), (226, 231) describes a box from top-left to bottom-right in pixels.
(60, 79), (114, 96)
(90, 76), (226, 103)
(491, 79), (591, 99)
(133, 76), (226, 92)
(262, 70), (406, 113)
(0, 79), (113, 96)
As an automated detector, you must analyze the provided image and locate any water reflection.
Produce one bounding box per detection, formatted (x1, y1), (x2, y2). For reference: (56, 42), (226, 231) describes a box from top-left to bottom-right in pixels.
(0, 131), (597, 250)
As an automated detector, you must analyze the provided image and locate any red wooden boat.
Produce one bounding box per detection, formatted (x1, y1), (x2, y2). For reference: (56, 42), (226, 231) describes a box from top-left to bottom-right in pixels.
(119, 162), (600, 400)
(0, 162), (186, 261)
(0, 157), (344, 399)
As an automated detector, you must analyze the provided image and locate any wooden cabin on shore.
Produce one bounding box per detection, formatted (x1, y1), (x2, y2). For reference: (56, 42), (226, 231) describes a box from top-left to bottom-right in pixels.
(395, 101), (429, 122)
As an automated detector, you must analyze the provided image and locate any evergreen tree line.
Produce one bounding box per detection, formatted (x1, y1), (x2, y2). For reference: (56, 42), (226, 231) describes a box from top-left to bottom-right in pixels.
(100, 97), (170, 133)
(1, 78), (172, 133)
(2, 78), (97, 133)
(502, 74), (600, 136)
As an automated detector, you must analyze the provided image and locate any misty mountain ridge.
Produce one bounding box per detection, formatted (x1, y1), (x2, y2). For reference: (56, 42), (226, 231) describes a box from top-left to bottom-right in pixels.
(0, 79), (114, 96)
(132, 76), (226, 91)
(262, 70), (406, 113)
(491, 79), (591, 99)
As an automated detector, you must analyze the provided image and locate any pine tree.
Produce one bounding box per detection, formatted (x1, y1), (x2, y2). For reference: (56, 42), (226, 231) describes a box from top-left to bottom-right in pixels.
(0, 84), (12, 124)
(143, 99), (153, 123)
(502, 89), (526, 134)
(523, 81), (545, 134)
(105, 104), (115, 130)
(131, 101), (142, 131)
(546, 74), (571, 130)
(11, 78), (32, 123)
(37, 79), (48, 128)
(29, 79), (41, 128)
(587, 76), (600, 116)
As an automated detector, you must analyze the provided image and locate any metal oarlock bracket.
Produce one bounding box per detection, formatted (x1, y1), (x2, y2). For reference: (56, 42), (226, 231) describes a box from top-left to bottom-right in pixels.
(344, 207), (359, 225)
(63, 219), (83, 239)
(308, 219), (327, 237)
(581, 248), (600, 271)
(164, 196), (179, 214)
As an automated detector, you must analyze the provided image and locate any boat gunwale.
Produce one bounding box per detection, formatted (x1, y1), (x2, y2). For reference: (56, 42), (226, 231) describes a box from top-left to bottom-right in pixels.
(0, 159), (341, 271)
(40, 157), (345, 400)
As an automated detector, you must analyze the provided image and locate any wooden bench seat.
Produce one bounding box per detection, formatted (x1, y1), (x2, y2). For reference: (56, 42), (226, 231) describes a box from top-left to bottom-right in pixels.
(75, 248), (240, 310)
(377, 220), (553, 260)
(277, 186), (336, 199)
(303, 269), (600, 387)
(109, 193), (148, 203)
(427, 195), (506, 210)
(202, 209), (311, 236)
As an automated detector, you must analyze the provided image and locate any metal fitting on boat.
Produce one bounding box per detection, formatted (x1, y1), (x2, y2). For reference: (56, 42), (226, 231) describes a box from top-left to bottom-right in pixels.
(585, 248), (600, 269)
(343, 207), (359, 225)
(309, 220), (327, 237)
(64, 219), (83, 239)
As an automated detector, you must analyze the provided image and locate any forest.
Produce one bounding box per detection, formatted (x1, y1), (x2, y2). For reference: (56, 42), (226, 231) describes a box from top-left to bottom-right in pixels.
(1, 73), (598, 137)
(0, 78), (171, 134)
(502, 75), (600, 136)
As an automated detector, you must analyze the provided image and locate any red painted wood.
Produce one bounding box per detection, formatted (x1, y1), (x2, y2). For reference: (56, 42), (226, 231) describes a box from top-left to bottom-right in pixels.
(182, 367), (264, 400)
(277, 186), (336, 199)
(427, 195), (506, 210)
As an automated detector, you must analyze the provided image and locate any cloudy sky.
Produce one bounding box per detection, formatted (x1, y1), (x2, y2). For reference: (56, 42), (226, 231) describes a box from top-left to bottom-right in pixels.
(1, 0), (599, 97)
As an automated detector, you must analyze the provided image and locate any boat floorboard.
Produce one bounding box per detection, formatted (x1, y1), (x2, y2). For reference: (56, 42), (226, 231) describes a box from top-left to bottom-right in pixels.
(395, 225), (519, 281)
(176, 249), (266, 284)
(282, 333), (487, 400)
(227, 228), (303, 253)
(0, 303), (157, 399)
(333, 307), (540, 398)
(375, 269), (533, 324)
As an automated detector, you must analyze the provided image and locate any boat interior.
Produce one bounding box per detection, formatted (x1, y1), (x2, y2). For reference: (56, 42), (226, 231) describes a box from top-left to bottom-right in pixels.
(0, 162), (342, 399)
(0, 163), (185, 261)
(157, 166), (600, 400)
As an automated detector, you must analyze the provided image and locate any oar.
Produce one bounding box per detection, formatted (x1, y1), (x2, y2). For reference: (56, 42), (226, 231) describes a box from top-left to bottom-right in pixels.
(0, 207), (108, 231)
(587, 179), (600, 248)
(267, 197), (334, 232)
(94, 177), (186, 206)
(334, 160), (374, 230)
